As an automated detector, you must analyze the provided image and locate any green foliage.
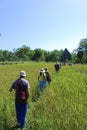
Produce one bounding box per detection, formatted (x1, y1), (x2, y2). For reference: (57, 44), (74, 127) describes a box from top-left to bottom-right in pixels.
(79, 38), (87, 50)
(32, 48), (45, 61)
(46, 49), (63, 62)
(77, 38), (87, 63)
(77, 51), (84, 63)
(0, 45), (65, 62)
(0, 62), (87, 130)
(2, 38), (87, 63)
(71, 53), (79, 64)
(15, 45), (31, 61)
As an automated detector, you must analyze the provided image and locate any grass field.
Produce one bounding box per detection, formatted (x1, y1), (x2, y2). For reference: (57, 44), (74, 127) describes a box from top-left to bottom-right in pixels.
(0, 62), (87, 130)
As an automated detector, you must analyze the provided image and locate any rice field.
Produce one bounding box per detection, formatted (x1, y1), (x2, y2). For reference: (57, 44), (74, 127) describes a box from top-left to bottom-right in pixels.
(0, 62), (87, 130)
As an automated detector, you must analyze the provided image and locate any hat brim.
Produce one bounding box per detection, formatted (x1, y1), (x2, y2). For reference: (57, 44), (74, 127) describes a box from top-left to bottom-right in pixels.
(19, 74), (26, 77)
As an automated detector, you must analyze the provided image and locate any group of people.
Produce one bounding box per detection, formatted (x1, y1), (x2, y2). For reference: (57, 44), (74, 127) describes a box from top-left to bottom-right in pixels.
(9, 67), (52, 130)
(9, 62), (62, 130)
(38, 67), (52, 92)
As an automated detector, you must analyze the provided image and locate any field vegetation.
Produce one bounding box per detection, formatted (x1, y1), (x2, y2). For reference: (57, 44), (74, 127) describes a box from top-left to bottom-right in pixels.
(0, 62), (87, 130)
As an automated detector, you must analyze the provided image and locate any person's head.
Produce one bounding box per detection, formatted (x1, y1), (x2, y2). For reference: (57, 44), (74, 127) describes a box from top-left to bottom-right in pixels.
(19, 71), (26, 78)
(44, 67), (48, 72)
(40, 68), (45, 75)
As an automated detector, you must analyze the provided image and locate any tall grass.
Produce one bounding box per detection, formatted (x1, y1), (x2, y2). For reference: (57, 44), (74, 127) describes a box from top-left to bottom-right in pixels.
(0, 62), (87, 130)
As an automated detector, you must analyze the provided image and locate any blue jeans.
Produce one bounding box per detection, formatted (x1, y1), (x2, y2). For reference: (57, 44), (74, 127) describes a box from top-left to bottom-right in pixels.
(39, 80), (46, 92)
(15, 101), (28, 129)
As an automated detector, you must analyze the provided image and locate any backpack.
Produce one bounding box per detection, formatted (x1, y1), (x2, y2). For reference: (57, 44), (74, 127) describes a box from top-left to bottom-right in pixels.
(16, 79), (27, 102)
(46, 72), (52, 82)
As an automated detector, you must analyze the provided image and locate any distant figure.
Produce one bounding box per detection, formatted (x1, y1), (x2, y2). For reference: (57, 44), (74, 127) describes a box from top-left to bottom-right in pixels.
(54, 62), (60, 72)
(44, 67), (52, 84)
(9, 71), (30, 130)
(38, 68), (47, 92)
(68, 62), (72, 66)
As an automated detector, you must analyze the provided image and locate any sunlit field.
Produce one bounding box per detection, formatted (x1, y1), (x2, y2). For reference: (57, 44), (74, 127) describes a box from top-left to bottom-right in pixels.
(0, 62), (87, 130)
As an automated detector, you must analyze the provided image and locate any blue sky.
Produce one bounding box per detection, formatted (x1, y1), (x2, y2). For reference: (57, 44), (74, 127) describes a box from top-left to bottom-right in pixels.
(0, 0), (87, 52)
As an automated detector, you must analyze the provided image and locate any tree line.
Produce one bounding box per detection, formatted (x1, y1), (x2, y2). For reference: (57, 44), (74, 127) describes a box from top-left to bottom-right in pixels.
(0, 45), (72, 63)
(0, 38), (87, 64)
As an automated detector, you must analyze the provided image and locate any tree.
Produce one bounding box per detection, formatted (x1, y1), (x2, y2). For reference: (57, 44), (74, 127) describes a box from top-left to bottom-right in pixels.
(77, 51), (84, 63)
(71, 52), (79, 64)
(0, 50), (3, 61)
(1, 50), (15, 61)
(78, 38), (87, 51)
(77, 38), (87, 63)
(32, 48), (45, 61)
(15, 45), (31, 61)
(45, 49), (63, 62)
(81, 53), (87, 63)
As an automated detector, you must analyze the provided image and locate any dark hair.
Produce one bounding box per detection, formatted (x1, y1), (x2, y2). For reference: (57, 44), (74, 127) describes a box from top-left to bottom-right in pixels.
(44, 68), (47, 71)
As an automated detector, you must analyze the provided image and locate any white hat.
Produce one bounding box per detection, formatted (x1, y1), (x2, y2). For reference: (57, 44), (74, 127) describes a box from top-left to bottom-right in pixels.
(40, 68), (45, 73)
(19, 71), (26, 77)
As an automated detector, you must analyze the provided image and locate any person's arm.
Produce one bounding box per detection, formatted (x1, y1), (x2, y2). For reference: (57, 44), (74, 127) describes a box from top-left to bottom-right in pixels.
(26, 88), (30, 99)
(26, 80), (30, 99)
(9, 81), (15, 92)
(9, 87), (14, 92)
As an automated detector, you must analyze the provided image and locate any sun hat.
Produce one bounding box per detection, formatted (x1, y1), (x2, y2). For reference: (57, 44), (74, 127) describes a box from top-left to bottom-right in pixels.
(40, 68), (45, 73)
(19, 71), (26, 77)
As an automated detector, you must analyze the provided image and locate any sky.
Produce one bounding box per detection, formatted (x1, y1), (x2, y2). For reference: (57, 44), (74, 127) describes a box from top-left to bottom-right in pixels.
(0, 0), (87, 52)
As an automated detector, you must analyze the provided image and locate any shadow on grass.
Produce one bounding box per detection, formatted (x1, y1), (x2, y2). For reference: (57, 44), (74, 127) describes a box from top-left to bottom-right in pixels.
(5, 124), (20, 130)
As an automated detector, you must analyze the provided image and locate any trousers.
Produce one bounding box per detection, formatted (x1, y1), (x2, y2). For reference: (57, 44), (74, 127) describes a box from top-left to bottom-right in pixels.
(39, 80), (46, 92)
(15, 101), (28, 129)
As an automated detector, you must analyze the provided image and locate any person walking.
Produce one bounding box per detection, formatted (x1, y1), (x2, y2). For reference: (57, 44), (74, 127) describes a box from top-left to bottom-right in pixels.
(38, 68), (47, 92)
(54, 62), (60, 72)
(9, 71), (30, 130)
(44, 67), (52, 84)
